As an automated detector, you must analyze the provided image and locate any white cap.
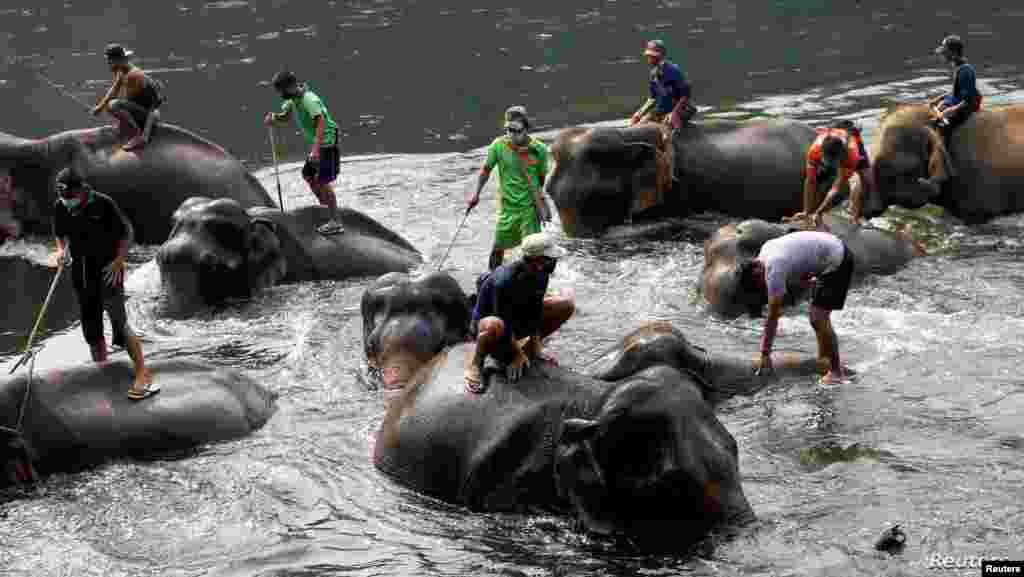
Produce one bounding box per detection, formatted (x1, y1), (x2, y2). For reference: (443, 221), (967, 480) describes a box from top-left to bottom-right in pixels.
(520, 232), (567, 259)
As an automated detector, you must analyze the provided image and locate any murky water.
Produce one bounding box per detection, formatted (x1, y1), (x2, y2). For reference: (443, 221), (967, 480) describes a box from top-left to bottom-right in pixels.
(1, 2), (1023, 576)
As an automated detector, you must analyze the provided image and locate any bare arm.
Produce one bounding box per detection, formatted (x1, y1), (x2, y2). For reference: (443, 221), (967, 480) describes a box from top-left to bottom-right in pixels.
(756, 296), (785, 373)
(93, 71), (125, 113)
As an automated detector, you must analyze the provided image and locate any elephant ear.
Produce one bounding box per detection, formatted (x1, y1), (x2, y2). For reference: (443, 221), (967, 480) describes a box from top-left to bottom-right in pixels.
(560, 418), (600, 444)
(925, 127), (953, 185)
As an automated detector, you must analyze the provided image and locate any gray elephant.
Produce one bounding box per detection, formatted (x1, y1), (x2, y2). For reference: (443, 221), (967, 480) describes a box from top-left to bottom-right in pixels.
(363, 273), (827, 547)
(866, 104), (1024, 222)
(156, 197), (421, 306)
(1, 357), (276, 488)
(701, 216), (925, 318)
(0, 122), (275, 245)
(545, 119), (816, 237)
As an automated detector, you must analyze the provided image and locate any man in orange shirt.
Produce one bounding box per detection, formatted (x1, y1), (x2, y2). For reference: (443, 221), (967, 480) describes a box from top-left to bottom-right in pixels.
(791, 121), (874, 227)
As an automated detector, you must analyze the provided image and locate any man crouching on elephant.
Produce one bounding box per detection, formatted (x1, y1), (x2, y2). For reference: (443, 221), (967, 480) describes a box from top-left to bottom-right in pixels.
(464, 233), (575, 393)
(738, 230), (854, 385)
(790, 121), (875, 227)
(468, 106), (552, 271)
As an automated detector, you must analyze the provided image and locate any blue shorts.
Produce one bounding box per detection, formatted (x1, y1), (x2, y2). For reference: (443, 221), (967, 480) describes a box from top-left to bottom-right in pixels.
(302, 144), (340, 184)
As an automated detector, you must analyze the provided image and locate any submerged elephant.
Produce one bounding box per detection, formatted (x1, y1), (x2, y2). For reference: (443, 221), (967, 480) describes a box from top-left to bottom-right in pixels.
(0, 123), (275, 245)
(546, 119), (815, 237)
(0, 357), (276, 488)
(702, 216), (925, 318)
(156, 197), (422, 306)
(868, 103), (1024, 222)
(363, 273), (823, 547)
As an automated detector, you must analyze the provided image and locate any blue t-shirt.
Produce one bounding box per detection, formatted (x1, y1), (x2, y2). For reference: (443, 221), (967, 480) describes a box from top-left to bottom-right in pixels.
(648, 61), (691, 114)
(472, 262), (550, 340)
(943, 63), (979, 110)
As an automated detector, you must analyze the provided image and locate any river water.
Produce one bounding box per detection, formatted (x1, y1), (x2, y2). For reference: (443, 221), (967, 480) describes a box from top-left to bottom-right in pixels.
(1, 1), (1022, 576)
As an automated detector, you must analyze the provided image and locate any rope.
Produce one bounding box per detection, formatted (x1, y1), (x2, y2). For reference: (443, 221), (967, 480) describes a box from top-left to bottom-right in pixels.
(0, 351), (34, 438)
(436, 208), (471, 271)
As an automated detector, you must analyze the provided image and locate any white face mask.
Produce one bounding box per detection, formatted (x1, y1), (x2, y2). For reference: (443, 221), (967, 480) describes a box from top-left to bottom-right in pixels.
(59, 196), (82, 210)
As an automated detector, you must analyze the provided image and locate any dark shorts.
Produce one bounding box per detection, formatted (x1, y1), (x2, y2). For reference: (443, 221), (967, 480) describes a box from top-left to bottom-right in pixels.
(811, 243), (854, 311)
(853, 137), (870, 171)
(302, 144), (340, 184)
(72, 263), (133, 346)
(109, 99), (150, 130)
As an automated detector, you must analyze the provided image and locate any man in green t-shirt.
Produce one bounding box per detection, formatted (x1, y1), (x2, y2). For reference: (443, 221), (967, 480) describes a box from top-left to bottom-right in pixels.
(467, 106), (552, 270)
(264, 71), (344, 235)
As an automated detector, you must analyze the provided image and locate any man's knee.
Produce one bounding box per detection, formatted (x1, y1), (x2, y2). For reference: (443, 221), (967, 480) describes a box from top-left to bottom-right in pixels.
(477, 316), (506, 340)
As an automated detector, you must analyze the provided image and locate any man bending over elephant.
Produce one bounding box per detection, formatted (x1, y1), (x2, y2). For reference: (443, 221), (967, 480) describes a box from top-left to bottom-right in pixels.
(265, 71), (344, 236)
(92, 44), (163, 151)
(791, 120), (874, 226)
(738, 230), (854, 385)
(468, 106), (552, 270)
(464, 233), (575, 393)
(929, 35), (981, 150)
(51, 168), (158, 400)
(630, 39), (694, 131)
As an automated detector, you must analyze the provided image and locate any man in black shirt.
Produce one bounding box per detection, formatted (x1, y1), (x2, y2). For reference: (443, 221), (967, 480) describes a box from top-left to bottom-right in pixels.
(51, 168), (157, 399)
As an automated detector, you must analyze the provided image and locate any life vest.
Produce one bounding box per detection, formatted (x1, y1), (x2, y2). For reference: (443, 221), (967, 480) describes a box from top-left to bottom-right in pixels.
(806, 128), (863, 174)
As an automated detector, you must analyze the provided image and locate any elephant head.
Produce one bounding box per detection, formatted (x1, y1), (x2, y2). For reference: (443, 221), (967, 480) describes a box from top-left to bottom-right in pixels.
(701, 219), (805, 318)
(869, 105), (954, 218)
(0, 132), (58, 244)
(361, 272), (473, 393)
(547, 124), (669, 238)
(156, 197), (286, 307)
(553, 364), (751, 546)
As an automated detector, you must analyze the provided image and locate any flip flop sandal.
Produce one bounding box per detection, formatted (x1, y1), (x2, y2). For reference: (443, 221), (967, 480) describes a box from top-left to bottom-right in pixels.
(127, 381), (161, 400)
(317, 222), (345, 236)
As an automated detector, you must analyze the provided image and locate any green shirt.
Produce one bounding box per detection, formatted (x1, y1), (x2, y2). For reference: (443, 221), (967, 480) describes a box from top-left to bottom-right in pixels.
(484, 136), (549, 212)
(280, 88), (338, 147)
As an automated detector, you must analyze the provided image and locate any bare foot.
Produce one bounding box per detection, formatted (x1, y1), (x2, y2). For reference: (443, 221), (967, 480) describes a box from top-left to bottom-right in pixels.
(122, 136), (146, 151)
(464, 362), (485, 394)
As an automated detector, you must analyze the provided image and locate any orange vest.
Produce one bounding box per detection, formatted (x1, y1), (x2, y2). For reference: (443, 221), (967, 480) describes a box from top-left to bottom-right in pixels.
(806, 128), (862, 181)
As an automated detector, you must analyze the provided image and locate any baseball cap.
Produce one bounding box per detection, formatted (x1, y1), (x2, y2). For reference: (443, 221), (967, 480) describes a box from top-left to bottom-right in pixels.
(521, 232), (567, 259)
(644, 39), (666, 57)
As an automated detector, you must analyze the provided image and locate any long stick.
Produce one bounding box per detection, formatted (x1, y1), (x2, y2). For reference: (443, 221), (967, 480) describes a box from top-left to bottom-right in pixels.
(31, 68), (95, 114)
(9, 261), (64, 374)
(269, 126), (285, 212)
(436, 208), (471, 270)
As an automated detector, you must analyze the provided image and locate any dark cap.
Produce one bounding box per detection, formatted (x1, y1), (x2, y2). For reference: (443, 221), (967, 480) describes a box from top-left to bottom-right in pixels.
(644, 39), (667, 57)
(935, 35), (963, 56)
(271, 70), (298, 90)
(504, 105), (530, 130)
(55, 168), (86, 194)
(104, 44), (134, 62)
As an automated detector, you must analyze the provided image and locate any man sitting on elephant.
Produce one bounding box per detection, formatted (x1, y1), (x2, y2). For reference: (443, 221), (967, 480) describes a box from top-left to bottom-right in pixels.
(92, 44), (164, 152)
(738, 230), (854, 385)
(929, 35), (981, 149)
(464, 233), (575, 392)
(468, 106), (552, 271)
(630, 39), (694, 131)
(790, 120), (874, 226)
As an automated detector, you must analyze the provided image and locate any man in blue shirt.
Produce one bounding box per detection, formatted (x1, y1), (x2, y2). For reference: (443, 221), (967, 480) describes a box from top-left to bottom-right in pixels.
(929, 35), (981, 145)
(630, 39), (694, 130)
(464, 233), (575, 393)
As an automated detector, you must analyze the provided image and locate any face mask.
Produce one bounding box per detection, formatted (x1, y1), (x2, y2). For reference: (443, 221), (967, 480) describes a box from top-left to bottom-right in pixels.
(60, 196), (82, 210)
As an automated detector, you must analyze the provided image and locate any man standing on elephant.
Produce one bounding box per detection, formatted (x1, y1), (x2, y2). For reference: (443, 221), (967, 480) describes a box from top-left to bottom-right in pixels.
(464, 233), (575, 392)
(92, 44), (164, 152)
(265, 71), (344, 235)
(794, 121), (875, 226)
(468, 106), (551, 270)
(929, 35), (980, 147)
(738, 230), (854, 385)
(50, 168), (158, 400)
(630, 39), (694, 131)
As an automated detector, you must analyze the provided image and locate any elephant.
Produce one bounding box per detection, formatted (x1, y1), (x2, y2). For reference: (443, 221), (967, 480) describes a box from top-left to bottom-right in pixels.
(0, 122), (275, 245)
(701, 215), (926, 318)
(0, 357), (277, 488)
(156, 197), (422, 307)
(545, 119), (816, 237)
(362, 272), (824, 547)
(868, 104), (1024, 222)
